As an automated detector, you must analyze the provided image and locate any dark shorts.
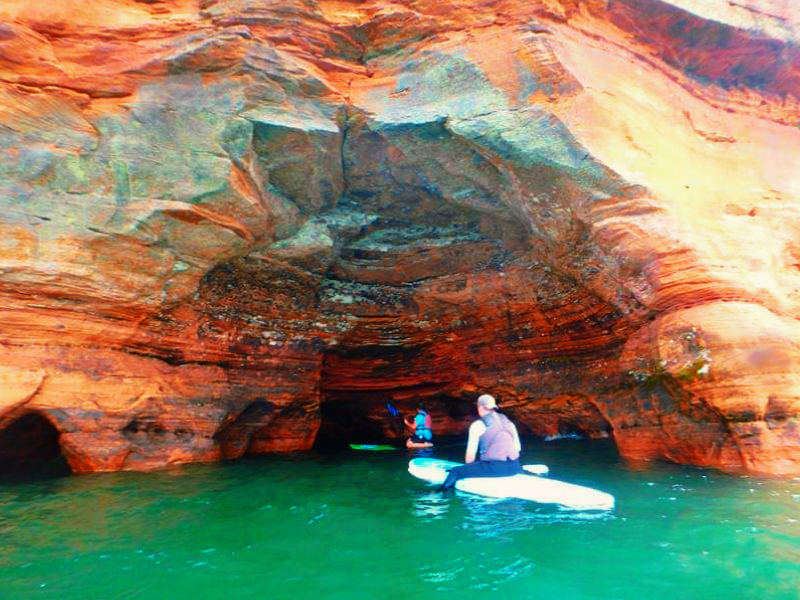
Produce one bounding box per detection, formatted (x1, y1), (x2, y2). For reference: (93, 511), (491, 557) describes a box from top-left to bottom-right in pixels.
(410, 433), (433, 444)
(441, 458), (522, 490)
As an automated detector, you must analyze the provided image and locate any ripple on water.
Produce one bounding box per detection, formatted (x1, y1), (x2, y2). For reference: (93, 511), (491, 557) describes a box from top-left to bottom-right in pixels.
(0, 445), (798, 600)
(410, 490), (450, 520)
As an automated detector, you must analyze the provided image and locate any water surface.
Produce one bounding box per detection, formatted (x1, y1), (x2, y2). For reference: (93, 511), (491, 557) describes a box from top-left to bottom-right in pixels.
(1, 439), (798, 599)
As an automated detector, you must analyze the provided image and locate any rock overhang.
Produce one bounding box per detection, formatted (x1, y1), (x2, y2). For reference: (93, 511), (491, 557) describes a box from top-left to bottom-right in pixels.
(0, 0), (798, 474)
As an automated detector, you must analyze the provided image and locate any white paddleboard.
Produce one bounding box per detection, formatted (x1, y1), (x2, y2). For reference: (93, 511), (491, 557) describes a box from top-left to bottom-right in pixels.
(408, 458), (614, 511)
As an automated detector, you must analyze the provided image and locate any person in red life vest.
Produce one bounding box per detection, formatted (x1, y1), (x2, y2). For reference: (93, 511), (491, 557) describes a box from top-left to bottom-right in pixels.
(441, 394), (521, 490)
(404, 403), (433, 448)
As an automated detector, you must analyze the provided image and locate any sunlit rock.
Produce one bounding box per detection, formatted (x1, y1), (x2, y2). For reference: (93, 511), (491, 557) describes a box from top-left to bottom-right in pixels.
(0, 0), (798, 474)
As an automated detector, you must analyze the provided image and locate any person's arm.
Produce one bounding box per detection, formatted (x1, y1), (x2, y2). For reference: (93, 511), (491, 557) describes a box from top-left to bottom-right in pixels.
(512, 422), (521, 453)
(464, 421), (486, 463)
(404, 415), (415, 431)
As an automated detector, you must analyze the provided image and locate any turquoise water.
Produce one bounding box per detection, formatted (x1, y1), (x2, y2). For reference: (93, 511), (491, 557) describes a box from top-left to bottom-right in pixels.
(1, 439), (798, 600)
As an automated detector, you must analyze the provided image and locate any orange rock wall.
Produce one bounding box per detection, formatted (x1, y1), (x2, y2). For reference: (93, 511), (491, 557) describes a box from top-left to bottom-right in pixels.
(0, 0), (798, 474)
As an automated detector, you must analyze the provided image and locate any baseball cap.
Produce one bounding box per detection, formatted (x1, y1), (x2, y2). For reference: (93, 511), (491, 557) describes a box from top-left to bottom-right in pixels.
(477, 394), (497, 409)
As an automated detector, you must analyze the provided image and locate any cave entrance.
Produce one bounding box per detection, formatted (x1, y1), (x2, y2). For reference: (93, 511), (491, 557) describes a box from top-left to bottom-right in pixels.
(314, 396), (404, 450)
(511, 395), (615, 443)
(314, 392), (475, 451)
(0, 412), (70, 478)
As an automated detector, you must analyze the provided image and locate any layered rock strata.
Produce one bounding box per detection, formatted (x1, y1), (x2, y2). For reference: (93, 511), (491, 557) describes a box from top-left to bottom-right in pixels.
(0, 0), (798, 474)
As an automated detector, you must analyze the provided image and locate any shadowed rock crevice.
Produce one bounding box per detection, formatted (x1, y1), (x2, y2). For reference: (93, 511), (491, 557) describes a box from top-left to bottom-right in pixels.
(0, 412), (69, 474)
(214, 400), (276, 459)
(509, 395), (614, 441)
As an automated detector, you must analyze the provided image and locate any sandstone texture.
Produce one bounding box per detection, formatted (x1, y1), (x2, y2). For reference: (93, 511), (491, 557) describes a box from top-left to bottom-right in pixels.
(0, 0), (798, 474)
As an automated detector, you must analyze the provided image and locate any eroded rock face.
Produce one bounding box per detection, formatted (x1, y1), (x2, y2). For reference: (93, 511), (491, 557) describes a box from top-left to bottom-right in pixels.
(0, 0), (799, 474)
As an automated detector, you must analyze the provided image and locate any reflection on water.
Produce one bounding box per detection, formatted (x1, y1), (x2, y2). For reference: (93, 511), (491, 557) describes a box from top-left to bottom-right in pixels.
(0, 441), (798, 600)
(460, 493), (614, 538)
(410, 490), (450, 520)
(417, 557), (466, 584)
(409, 447), (437, 458)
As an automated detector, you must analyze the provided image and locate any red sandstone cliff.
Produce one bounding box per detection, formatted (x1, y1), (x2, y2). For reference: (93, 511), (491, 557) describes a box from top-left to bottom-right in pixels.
(0, 0), (798, 474)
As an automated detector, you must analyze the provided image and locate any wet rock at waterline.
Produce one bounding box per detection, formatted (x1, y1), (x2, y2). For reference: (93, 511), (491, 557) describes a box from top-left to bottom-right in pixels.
(0, 0), (799, 474)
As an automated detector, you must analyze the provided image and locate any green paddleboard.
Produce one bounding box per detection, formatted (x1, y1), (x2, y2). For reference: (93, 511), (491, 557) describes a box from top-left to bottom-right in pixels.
(349, 444), (396, 451)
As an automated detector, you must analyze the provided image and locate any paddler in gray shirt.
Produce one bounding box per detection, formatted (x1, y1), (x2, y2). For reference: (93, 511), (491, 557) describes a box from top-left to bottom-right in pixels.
(441, 394), (522, 490)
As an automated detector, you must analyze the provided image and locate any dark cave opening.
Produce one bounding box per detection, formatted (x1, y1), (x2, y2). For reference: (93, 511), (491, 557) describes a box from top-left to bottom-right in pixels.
(313, 392), (477, 450)
(0, 412), (70, 478)
(314, 397), (405, 449)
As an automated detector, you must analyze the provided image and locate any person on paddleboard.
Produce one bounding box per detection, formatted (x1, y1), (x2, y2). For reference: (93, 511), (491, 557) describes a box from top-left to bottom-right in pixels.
(440, 394), (521, 490)
(404, 403), (433, 448)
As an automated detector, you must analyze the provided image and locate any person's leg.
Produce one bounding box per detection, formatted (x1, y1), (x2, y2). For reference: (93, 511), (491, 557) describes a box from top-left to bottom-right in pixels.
(441, 460), (521, 489)
(481, 459), (522, 477)
(440, 461), (488, 490)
